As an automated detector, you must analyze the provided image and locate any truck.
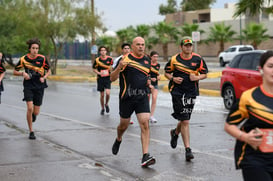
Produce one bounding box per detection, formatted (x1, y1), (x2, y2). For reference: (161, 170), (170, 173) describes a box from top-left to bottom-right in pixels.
(218, 45), (254, 67)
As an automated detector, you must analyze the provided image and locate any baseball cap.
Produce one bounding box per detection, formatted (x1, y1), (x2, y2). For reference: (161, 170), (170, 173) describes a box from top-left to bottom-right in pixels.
(181, 37), (193, 46)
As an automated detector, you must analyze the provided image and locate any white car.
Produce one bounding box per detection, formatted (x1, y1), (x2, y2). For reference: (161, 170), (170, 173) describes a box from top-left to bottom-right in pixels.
(218, 45), (254, 67)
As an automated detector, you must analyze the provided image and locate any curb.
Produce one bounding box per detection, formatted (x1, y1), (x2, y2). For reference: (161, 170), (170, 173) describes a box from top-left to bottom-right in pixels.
(47, 71), (222, 97)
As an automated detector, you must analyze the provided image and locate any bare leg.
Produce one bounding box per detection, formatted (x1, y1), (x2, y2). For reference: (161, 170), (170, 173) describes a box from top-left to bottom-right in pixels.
(26, 101), (34, 132)
(116, 117), (130, 141)
(150, 88), (158, 117)
(137, 113), (150, 154)
(105, 89), (110, 106)
(180, 120), (190, 148)
(100, 91), (104, 110)
(33, 105), (40, 117)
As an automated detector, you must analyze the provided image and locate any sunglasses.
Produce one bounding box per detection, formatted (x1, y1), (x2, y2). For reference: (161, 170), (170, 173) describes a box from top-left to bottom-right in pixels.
(182, 39), (193, 44)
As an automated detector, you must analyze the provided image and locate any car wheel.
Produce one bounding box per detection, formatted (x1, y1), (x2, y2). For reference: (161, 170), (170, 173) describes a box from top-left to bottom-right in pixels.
(219, 58), (225, 67)
(223, 86), (235, 110)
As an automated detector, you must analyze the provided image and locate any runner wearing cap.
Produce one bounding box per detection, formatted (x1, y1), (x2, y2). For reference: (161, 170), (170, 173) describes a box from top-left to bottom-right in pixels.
(164, 36), (208, 161)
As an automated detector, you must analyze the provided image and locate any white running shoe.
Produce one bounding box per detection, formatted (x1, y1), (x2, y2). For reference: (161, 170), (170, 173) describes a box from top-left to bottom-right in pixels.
(150, 116), (157, 123)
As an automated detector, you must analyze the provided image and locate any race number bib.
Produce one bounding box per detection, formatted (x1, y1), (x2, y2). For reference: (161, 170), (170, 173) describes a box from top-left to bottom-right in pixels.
(100, 69), (109, 77)
(259, 129), (273, 153)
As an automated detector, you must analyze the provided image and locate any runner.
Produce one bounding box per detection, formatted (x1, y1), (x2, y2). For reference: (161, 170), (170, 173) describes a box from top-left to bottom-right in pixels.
(110, 37), (156, 167)
(164, 36), (208, 161)
(149, 51), (160, 123)
(92, 46), (113, 115)
(112, 43), (134, 124)
(13, 38), (51, 140)
(0, 52), (6, 104)
(224, 50), (273, 181)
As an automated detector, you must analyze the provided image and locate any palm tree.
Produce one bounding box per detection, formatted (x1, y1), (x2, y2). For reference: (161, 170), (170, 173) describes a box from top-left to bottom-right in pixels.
(207, 22), (237, 55)
(180, 23), (204, 42)
(96, 36), (117, 55)
(240, 22), (269, 49)
(152, 22), (179, 61)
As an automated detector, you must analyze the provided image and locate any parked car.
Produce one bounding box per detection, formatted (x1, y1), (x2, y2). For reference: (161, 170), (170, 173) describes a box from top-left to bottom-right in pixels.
(220, 50), (264, 109)
(218, 45), (254, 67)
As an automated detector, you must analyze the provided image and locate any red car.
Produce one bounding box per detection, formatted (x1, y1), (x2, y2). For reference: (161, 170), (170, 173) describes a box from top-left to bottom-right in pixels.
(220, 50), (264, 109)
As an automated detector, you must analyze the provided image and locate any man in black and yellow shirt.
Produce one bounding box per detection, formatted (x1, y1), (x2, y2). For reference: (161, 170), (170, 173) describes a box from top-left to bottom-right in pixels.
(0, 52), (6, 103)
(165, 36), (208, 161)
(92, 46), (113, 115)
(14, 38), (51, 140)
(110, 37), (156, 168)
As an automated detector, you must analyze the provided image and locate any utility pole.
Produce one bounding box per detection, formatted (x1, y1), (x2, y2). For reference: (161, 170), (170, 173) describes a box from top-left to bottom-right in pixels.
(90, 0), (97, 65)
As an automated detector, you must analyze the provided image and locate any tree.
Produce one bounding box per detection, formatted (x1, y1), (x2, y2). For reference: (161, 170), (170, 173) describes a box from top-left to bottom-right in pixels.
(152, 22), (179, 61)
(96, 36), (117, 55)
(240, 22), (269, 49)
(207, 22), (237, 55)
(181, 0), (216, 11)
(159, 0), (178, 15)
(180, 23), (204, 39)
(234, 0), (273, 17)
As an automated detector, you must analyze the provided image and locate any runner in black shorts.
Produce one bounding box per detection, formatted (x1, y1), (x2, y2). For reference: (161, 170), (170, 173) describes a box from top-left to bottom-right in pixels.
(13, 38), (51, 140)
(110, 37), (156, 168)
(164, 36), (208, 161)
(92, 46), (113, 115)
(225, 51), (273, 181)
(0, 52), (6, 104)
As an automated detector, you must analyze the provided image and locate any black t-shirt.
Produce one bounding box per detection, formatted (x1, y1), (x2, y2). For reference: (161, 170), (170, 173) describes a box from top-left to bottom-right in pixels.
(164, 52), (208, 97)
(92, 56), (113, 79)
(226, 86), (273, 170)
(15, 54), (50, 89)
(115, 53), (151, 100)
(0, 58), (6, 92)
(150, 62), (160, 86)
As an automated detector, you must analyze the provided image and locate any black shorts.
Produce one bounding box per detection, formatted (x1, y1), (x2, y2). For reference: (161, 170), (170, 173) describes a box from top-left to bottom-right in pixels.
(23, 88), (45, 106)
(97, 77), (111, 92)
(171, 94), (196, 121)
(119, 96), (150, 119)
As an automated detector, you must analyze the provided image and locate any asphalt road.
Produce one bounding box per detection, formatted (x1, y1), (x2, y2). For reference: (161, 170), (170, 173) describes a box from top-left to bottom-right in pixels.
(0, 79), (243, 181)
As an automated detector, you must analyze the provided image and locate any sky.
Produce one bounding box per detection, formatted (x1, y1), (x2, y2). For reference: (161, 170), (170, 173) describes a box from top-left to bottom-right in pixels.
(95, 0), (238, 32)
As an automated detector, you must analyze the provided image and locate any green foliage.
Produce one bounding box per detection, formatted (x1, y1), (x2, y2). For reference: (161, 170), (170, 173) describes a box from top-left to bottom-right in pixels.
(159, 0), (178, 15)
(181, 0), (216, 11)
(207, 22), (237, 54)
(0, 0), (103, 74)
(240, 22), (269, 49)
(233, 0), (272, 17)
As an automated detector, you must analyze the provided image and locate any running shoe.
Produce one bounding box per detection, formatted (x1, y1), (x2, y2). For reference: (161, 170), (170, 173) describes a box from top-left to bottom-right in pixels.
(100, 109), (105, 115)
(185, 147), (194, 161)
(29, 132), (36, 140)
(112, 139), (121, 155)
(105, 104), (110, 113)
(170, 128), (178, 149)
(150, 116), (157, 123)
(141, 153), (156, 168)
(32, 113), (36, 123)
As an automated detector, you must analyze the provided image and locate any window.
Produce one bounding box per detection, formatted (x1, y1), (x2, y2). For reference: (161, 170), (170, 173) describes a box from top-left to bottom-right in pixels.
(239, 47), (253, 52)
(229, 55), (241, 68)
(237, 54), (253, 70)
(251, 53), (262, 70)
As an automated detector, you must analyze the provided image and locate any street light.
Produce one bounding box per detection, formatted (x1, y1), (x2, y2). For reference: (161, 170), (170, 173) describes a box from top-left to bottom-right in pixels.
(91, 0), (96, 64)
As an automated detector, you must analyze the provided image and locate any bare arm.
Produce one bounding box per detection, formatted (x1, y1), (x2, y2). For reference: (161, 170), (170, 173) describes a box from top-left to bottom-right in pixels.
(224, 122), (263, 148)
(0, 72), (5, 82)
(189, 73), (207, 81)
(13, 70), (31, 80)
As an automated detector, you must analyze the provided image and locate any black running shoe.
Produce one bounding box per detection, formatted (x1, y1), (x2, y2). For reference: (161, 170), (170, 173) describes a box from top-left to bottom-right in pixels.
(170, 128), (178, 149)
(29, 132), (36, 140)
(112, 139), (121, 155)
(100, 109), (105, 115)
(32, 113), (36, 123)
(105, 104), (110, 113)
(185, 147), (194, 161)
(141, 153), (156, 168)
